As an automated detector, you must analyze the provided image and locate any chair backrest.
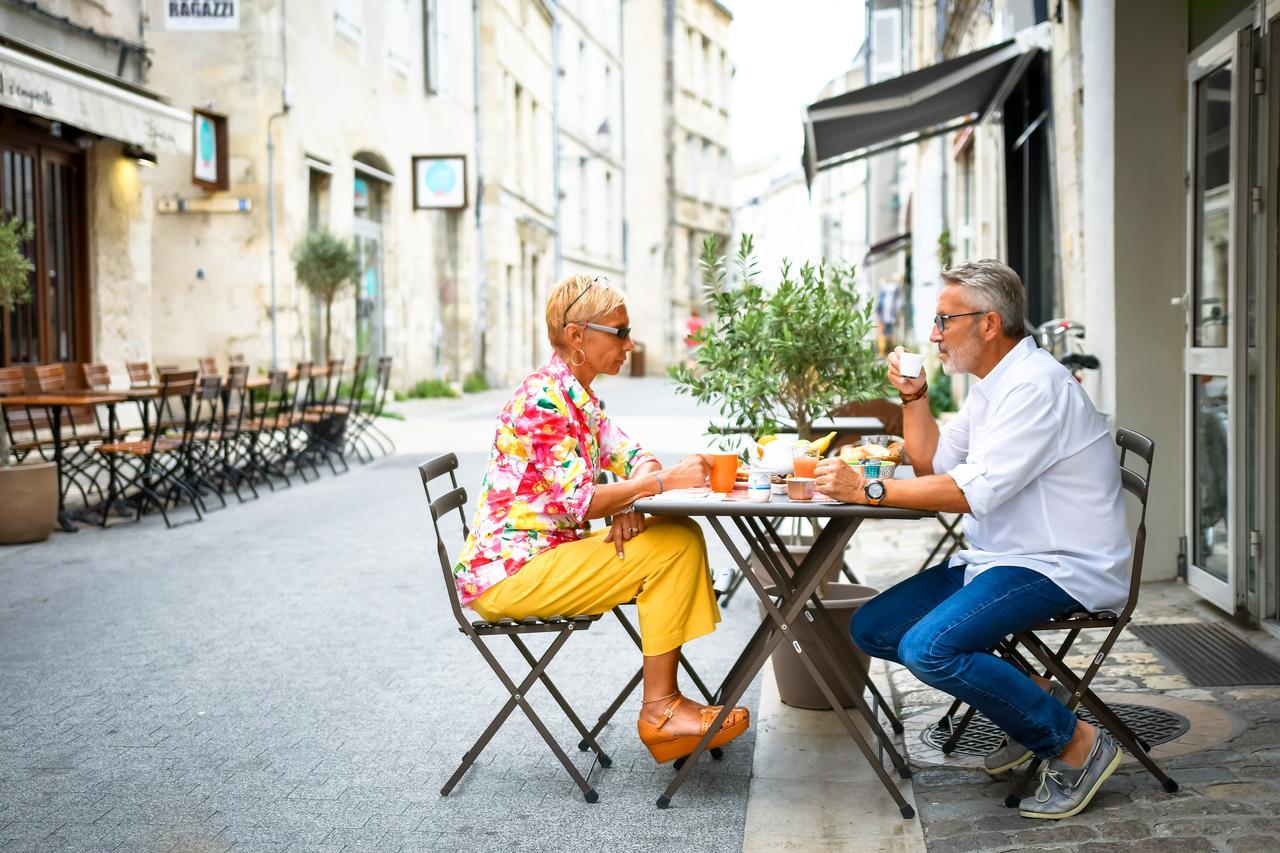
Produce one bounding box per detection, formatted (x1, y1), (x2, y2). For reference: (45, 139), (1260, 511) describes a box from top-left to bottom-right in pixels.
(32, 363), (66, 393)
(0, 366), (30, 450)
(345, 353), (371, 410)
(126, 361), (153, 388)
(223, 363), (250, 432)
(194, 375), (222, 438)
(198, 356), (219, 377)
(0, 366), (25, 397)
(321, 357), (344, 413)
(1115, 427), (1155, 618)
(371, 356), (394, 413)
(150, 369), (199, 448)
(81, 363), (112, 390)
(418, 452), (473, 628)
(289, 362), (314, 418)
(229, 352), (247, 365)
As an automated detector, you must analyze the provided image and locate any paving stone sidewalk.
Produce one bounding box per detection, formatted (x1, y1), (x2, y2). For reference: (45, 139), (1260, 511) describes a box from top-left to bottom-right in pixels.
(852, 520), (1280, 853)
(0, 377), (766, 853)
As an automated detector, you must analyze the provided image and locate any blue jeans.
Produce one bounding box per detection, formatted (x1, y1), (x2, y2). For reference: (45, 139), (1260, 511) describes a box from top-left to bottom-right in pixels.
(850, 562), (1081, 759)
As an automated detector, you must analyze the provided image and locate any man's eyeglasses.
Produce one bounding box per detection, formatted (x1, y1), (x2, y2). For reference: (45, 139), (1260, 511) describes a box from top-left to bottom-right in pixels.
(562, 275), (611, 327)
(574, 321), (632, 340)
(933, 311), (984, 333)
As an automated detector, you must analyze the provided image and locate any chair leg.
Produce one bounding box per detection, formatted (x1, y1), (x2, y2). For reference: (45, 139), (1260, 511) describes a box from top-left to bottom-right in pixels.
(579, 668), (643, 752)
(942, 704), (979, 754)
(508, 635), (612, 767)
(444, 629), (599, 802)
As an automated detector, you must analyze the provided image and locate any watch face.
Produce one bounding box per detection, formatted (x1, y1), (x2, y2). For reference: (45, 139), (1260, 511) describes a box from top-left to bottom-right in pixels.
(866, 481), (886, 501)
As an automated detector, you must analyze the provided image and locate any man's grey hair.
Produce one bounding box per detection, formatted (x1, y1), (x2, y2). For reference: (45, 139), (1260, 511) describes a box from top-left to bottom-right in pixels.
(940, 259), (1026, 339)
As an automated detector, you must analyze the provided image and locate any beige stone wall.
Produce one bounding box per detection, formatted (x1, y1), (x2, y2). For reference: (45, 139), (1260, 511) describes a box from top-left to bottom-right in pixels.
(87, 141), (154, 368)
(36, 0), (141, 43)
(140, 0), (478, 389)
(623, 0), (730, 371)
(478, 0), (555, 385)
(622, 0), (668, 367)
(558, 0), (625, 289)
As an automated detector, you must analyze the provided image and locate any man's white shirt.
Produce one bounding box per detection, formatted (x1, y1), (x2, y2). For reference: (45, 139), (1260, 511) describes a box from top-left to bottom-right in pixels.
(932, 336), (1132, 613)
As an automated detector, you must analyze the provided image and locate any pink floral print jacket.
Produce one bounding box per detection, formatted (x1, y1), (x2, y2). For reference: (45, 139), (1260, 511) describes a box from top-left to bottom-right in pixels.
(453, 353), (658, 605)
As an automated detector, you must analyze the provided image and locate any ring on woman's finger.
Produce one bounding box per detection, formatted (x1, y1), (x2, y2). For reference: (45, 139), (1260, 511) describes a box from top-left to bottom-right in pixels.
(628, 527), (638, 534)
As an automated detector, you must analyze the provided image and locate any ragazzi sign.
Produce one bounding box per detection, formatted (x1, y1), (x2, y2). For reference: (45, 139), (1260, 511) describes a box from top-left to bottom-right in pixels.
(164, 1), (239, 31)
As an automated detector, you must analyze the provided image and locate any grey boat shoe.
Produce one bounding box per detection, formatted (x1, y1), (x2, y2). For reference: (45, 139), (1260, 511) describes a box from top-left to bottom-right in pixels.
(983, 681), (1075, 775)
(1018, 730), (1123, 820)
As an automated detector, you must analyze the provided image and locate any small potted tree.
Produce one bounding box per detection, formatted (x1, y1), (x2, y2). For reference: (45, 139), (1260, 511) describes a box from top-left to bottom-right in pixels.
(671, 234), (890, 709)
(670, 234), (888, 441)
(293, 230), (359, 364)
(0, 214), (58, 545)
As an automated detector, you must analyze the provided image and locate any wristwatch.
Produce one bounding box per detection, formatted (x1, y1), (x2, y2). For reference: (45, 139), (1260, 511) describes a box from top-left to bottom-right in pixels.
(864, 480), (886, 505)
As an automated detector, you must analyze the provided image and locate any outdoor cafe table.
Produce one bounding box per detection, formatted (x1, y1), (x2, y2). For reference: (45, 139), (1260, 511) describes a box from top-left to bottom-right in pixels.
(0, 392), (131, 532)
(634, 488), (933, 815)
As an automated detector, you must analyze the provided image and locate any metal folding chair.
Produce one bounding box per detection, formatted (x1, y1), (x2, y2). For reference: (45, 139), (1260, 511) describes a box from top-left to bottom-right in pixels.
(418, 452), (611, 802)
(929, 429), (1179, 802)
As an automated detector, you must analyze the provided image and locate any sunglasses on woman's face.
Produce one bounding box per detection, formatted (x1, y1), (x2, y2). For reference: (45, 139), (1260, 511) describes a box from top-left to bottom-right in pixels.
(574, 321), (632, 340)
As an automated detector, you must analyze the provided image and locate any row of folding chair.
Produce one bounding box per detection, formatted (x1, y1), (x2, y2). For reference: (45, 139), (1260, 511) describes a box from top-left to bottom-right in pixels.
(0, 356), (398, 529)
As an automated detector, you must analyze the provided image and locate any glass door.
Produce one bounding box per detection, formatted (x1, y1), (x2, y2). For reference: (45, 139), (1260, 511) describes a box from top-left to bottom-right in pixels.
(1184, 30), (1253, 614)
(1260, 7), (1280, 628)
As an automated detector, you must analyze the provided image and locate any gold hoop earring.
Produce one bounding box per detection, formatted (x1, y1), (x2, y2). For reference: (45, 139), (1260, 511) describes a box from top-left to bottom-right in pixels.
(570, 349), (587, 367)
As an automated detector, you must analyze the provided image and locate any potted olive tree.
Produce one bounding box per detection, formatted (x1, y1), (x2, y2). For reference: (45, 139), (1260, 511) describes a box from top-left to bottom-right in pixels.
(671, 234), (890, 709)
(293, 230), (359, 364)
(0, 214), (58, 545)
(670, 234), (889, 441)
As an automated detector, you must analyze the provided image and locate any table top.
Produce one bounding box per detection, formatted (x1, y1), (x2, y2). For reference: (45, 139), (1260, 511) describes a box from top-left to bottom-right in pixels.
(0, 392), (130, 407)
(636, 490), (931, 520)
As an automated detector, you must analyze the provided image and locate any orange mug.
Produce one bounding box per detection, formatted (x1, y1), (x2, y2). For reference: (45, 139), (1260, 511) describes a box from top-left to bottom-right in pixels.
(709, 453), (739, 493)
(792, 455), (818, 479)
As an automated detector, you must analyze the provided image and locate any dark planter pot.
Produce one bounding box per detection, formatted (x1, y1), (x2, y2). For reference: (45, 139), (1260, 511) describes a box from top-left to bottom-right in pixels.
(759, 582), (880, 710)
(0, 461), (58, 545)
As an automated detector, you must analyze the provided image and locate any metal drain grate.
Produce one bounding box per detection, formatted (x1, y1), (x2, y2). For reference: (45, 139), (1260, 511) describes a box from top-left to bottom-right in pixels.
(922, 702), (1190, 757)
(1130, 622), (1280, 686)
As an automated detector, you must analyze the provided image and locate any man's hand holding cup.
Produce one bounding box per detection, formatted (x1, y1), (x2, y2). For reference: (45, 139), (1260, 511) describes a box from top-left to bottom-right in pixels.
(887, 346), (926, 397)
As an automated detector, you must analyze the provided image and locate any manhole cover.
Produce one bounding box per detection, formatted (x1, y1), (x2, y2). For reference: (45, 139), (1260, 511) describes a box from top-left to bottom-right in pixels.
(922, 702), (1190, 757)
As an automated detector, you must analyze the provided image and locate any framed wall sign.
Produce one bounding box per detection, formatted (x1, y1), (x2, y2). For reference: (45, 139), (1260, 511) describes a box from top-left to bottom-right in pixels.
(192, 109), (229, 191)
(412, 155), (467, 209)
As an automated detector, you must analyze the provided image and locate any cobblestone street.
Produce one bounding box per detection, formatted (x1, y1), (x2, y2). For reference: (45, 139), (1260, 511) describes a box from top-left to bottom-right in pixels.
(0, 378), (763, 852)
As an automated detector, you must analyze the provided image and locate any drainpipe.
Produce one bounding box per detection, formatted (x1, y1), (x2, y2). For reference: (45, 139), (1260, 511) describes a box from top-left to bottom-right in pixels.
(266, 0), (290, 370)
(472, 0), (488, 376)
(551, 1), (563, 277)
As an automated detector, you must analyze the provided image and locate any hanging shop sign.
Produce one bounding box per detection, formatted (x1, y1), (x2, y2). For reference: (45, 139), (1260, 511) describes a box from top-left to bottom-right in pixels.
(412, 155), (467, 210)
(192, 109), (229, 191)
(164, 2), (240, 31)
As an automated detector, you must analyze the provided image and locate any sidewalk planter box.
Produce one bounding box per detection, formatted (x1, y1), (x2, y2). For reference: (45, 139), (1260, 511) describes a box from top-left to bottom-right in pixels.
(0, 461), (57, 545)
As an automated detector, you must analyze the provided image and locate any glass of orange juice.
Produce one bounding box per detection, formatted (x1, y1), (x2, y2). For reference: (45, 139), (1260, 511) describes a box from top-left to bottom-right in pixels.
(792, 454), (818, 478)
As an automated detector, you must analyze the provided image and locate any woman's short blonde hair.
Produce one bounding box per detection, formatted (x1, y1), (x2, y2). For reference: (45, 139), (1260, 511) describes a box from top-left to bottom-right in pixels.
(545, 273), (626, 349)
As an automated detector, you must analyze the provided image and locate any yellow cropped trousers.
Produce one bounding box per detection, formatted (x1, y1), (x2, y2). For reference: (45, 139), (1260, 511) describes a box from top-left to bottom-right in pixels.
(472, 516), (721, 656)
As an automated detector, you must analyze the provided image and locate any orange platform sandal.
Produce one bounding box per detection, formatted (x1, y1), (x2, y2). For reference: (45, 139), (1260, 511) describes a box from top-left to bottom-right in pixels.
(637, 691), (750, 764)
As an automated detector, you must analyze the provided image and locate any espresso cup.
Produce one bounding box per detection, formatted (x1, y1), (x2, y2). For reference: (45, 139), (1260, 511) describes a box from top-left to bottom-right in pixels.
(898, 350), (925, 378)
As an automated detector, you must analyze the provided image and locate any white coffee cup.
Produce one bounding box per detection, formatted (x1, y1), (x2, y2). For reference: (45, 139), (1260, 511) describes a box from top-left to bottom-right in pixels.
(898, 350), (925, 378)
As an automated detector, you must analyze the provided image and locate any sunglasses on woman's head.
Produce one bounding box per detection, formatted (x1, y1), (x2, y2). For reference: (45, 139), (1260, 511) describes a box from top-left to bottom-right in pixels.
(562, 275), (612, 327)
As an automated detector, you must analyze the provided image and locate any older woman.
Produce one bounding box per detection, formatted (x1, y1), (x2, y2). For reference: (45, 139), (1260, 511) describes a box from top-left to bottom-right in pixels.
(454, 274), (749, 763)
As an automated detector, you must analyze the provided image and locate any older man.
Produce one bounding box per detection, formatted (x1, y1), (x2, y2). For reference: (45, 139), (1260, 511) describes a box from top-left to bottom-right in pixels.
(814, 260), (1131, 820)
